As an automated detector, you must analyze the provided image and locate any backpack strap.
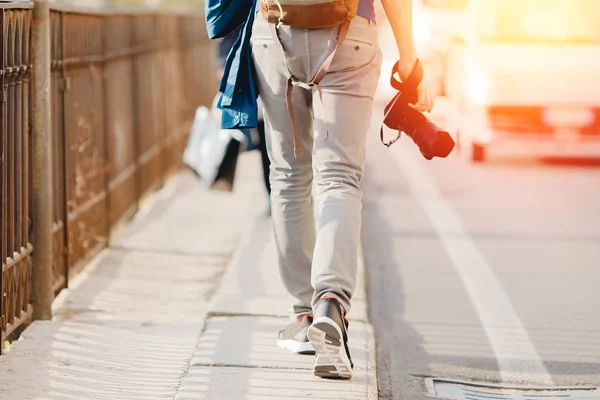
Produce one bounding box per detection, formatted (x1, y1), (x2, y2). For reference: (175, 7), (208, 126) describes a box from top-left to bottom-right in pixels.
(270, 22), (350, 157)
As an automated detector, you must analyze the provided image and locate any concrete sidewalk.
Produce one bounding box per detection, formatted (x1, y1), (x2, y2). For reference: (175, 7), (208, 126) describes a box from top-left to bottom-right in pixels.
(0, 152), (378, 400)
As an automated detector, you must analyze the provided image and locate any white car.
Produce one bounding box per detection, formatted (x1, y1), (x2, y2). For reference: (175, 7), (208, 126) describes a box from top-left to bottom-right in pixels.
(445, 0), (600, 162)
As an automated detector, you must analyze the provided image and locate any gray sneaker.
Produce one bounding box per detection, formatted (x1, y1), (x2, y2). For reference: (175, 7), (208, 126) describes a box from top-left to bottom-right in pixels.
(307, 296), (353, 379)
(277, 314), (315, 355)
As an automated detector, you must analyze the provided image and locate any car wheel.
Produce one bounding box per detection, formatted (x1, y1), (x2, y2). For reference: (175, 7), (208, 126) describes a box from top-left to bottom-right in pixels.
(472, 143), (486, 163)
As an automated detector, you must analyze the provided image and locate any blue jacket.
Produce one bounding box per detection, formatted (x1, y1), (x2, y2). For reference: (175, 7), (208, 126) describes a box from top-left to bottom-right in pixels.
(205, 1), (258, 130)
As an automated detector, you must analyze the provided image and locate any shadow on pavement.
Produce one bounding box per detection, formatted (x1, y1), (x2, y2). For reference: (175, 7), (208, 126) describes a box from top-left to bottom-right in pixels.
(362, 142), (432, 399)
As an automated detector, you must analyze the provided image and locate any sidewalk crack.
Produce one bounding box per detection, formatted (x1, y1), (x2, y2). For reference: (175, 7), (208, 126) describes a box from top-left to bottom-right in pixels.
(190, 363), (312, 371)
(207, 311), (286, 319)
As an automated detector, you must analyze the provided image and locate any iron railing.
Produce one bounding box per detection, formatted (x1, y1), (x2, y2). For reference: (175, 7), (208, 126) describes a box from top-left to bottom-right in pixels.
(0, 1), (217, 349)
(1, 2), (34, 346)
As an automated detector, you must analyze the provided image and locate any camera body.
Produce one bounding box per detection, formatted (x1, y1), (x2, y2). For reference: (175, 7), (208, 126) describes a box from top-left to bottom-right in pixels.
(382, 59), (455, 160)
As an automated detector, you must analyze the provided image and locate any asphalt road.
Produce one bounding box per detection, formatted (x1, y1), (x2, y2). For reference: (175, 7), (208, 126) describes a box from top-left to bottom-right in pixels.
(362, 100), (600, 399)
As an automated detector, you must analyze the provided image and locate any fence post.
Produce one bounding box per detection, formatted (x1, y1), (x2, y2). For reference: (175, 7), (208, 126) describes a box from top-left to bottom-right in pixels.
(31, 0), (53, 321)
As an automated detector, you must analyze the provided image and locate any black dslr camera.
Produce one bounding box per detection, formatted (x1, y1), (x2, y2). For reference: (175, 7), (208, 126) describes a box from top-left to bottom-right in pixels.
(381, 59), (455, 160)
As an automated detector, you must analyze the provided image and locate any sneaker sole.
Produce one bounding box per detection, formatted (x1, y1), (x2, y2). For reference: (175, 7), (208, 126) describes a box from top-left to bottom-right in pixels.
(307, 317), (352, 379)
(277, 339), (316, 355)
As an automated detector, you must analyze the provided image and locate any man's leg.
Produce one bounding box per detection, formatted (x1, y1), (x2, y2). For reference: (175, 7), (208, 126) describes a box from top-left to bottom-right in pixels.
(306, 17), (383, 379)
(251, 17), (316, 319)
(310, 17), (383, 313)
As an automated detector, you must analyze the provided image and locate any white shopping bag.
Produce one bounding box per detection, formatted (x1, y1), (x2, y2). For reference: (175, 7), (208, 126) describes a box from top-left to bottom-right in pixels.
(183, 99), (247, 190)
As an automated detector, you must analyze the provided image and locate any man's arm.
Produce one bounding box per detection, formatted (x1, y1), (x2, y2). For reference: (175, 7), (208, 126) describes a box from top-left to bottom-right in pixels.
(381, 0), (434, 112)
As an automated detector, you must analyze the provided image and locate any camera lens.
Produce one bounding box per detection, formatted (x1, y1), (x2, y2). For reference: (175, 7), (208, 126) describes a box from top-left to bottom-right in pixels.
(384, 103), (455, 160)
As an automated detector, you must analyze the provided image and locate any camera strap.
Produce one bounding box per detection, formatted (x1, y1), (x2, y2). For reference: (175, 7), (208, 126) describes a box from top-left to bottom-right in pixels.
(380, 59), (423, 147)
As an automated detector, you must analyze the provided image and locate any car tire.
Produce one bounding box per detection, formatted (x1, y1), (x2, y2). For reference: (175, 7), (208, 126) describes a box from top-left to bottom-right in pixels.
(472, 143), (486, 163)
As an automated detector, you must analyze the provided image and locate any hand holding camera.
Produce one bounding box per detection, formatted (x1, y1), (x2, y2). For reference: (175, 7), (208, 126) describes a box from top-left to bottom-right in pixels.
(381, 59), (455, 160)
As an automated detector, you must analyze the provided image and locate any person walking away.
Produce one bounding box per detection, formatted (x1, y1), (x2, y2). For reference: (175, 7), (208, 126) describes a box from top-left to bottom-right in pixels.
(217, 26), (272, 207)
(252, 0), (434, 379)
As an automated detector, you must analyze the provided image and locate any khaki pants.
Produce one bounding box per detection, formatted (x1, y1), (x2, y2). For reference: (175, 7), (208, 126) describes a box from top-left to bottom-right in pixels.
(251, 14), (383, 318)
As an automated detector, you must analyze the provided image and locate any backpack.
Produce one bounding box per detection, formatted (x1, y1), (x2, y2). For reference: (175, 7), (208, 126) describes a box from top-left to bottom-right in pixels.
(258, 0), (360, 157)
(259, 0), (359, 29)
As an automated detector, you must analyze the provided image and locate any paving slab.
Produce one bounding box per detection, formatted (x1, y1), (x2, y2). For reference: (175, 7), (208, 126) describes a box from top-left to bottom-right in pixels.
(115, 154), (265, 257)
(175, 366), (377, 400)
(0, 321), (200, 400)
(53, 250), (224, 326)
(75, 248), (228, 282)
(190, 316), (371, 371)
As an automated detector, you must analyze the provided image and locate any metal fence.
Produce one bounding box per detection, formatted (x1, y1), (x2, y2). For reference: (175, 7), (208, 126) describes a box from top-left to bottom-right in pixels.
(1, 1), (217, 348)
(1, 3), (34, 346)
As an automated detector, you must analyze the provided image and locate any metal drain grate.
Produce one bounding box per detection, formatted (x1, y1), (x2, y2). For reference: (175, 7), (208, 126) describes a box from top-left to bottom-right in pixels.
(425, 378), (600, 400)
